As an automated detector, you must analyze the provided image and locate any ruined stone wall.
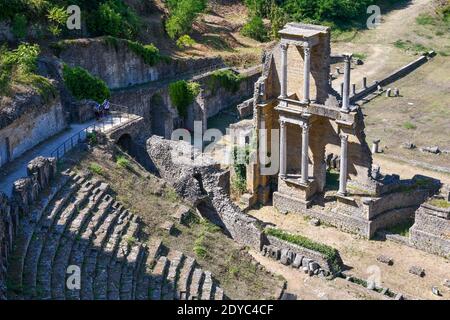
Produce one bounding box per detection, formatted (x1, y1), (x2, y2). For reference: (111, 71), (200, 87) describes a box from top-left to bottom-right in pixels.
(58, 38), (224, 90)
(146, 136), (264, 250)
(410, 204), (450, 257)
(0, 157), (58, 299)
(0, 92), (67, 167)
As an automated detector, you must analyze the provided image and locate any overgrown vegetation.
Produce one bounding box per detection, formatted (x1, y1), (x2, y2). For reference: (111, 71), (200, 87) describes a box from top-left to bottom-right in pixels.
(385, 219), (414, 237)
(168, 80), (201, 118)
(402, 121), (417, 130)
(208, 70), (243, 93)
(176, 35), (197, 49)
(88, 162), (103, 175)
(116, 155), (130, 169)
(0, 0), (141, 40)
(394, 39), (430, 54)
(0, 43), (55, 99)
(62, 64), (110, 103)
(165, 0), (207, 39)
(231, 146), (251, 196)
(265, 228), (342, 273)
(241, 15), (268, 42)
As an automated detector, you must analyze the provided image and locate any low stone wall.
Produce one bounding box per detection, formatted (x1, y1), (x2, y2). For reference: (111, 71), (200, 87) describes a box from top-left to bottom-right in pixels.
(410, 203), (450, 257)
(237, 98), (255, 119)
(351, 54), (429, 103)
(263, 234), (343, 275)
(0, 156), (58, 299)
(146, 136), (264, 250)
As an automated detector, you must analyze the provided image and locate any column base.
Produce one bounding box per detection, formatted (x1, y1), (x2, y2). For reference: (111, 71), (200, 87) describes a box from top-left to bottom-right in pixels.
(301, 99), (310, 105)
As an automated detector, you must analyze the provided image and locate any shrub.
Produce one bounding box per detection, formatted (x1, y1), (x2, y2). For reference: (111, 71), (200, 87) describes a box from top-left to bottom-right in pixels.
(63, 65), (110, 103)
(429, 198), (450, 209)
(47, 6), (69, 36)
(168, 80), (200, 118)
(176, 35), (196, 49)
(86, 132), (97, 145)
(12, 14), (28, 39)
(208, 70), (242, 93)
(116, 156), (130, 168)
(265, 228), (342, 273)
(165, 0), (207, 39)
(416, 13), (434, 25)
(126, 41), (161, 66)
(241, 16), (268, 42)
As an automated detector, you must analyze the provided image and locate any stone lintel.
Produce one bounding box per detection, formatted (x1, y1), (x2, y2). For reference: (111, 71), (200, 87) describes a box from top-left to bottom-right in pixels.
(282, 175), (314, 189)
(336, 193), (357, 206)
(276, 98), (356, 124)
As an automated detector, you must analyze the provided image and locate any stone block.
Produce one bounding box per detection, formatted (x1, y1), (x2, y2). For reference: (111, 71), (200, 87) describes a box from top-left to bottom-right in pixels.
(160, 221), (175, 235)
(301, 258), (311, 268)
(292, 255), (303, 268)
(310, 218), (320, 226)
(409, 266), (425, 277)
(269, 247), (281, 260)
(443, 279), (450, 288)
(308, 261), (320, 272)
(377, 255), (394, 266)
(172, 205), (190, 224)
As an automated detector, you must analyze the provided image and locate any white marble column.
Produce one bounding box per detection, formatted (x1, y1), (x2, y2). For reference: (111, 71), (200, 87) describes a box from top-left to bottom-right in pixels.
(338, 134), (348, 195)
(280, 43), (289, 99)
(341, 54), (352, 113)
(300, 123), (309, 184)
(279, 120), (287, 178)
(302, 45), (311, 104)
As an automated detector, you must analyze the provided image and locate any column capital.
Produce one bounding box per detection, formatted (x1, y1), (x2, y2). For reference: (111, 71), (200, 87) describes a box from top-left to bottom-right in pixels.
(303, 46), (311, 57)
(280, 42), (289, 51)
(279, 119), (287, 127)
(343, 54), (353, 62)
(339, 133), (349, 142)
(301, 122), (310, 131)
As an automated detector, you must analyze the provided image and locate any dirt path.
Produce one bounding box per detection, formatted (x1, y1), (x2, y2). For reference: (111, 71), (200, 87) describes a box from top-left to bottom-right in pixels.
(332, 0), (433, 90)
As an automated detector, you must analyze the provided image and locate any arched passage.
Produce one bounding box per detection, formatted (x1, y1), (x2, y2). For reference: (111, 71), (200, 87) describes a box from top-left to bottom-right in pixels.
(117, 133), (133, 152)
(150, 94), (171, 138)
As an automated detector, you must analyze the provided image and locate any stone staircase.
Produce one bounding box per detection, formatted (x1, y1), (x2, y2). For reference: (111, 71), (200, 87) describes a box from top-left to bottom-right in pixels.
(5, 171), (224, 300)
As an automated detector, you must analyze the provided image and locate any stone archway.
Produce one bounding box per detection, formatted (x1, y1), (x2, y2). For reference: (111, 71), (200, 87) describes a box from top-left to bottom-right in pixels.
(117, 133), (133, 152)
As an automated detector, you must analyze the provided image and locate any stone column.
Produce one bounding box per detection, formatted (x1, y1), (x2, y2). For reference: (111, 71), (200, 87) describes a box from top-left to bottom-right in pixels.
(363, 77), (367, 89)
(300, 123), (310, 184)
(279, 120), (287, 178)
(280, 43), (289, 99)
(338, 134), (348, 196)
(302, 45), (311, 104)
(352, 83), (356, 95)
(341, 54), (352, 113)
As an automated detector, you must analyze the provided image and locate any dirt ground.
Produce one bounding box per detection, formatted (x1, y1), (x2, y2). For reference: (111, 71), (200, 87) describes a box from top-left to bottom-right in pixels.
(248, 206), (450, 300)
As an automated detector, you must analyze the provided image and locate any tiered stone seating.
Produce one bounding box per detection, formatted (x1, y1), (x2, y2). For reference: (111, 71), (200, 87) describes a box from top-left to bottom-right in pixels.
(6, 173), (224, 300)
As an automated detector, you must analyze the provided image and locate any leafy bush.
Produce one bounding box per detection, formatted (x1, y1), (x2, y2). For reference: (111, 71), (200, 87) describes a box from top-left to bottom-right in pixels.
(241, 16), (268, 42)
(0, 43), (55, 99)
(126, 41), (161, 66)
(176, 35), (197, 49)
(165, 0), (207, 39)
(63, 65), (110, 103)
(168, 80), (200, 118)
(265, 228), (342, 273)
(208, 70), (243, 93)
(12, 14), (28, 38)
(47, 6), (69, 36)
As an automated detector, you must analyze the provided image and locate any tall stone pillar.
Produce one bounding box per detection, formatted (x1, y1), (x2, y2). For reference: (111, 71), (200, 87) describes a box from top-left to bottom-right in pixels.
(341, 54), (352, 113)
(279, 120), (287, 178)
(300, 123), (310, 184)
(280, 43), (289, 99)
(302, 45), (311, 104)
(338, 134), (348, 195)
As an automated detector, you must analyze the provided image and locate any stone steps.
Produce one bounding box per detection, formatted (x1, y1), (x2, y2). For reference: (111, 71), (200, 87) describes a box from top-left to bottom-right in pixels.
(189, 268), (205, 300)
(177, 256), (196, 300)
(7, 174), (225, 301)
(23, 175), (85, 299)
(36, 179), (100, 299)
(66, 194), (115, 300)
(6, 174), (71, 299)
(161, 250), (185, 300)
(50, 183), (109, 299)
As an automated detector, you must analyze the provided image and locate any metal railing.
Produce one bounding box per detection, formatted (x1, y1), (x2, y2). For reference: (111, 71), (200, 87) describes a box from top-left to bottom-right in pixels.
(50, 104), (134, 160)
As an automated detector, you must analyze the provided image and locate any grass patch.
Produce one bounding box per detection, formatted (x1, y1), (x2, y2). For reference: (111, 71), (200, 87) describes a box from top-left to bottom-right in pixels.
(352, 52), (367, 61)
(116, 155), (130, 169)
(403, 122), (417, 130)
(385, 219), (414, 237)
(428, 198), (450, 209)
(265, 228), (342, 273)
(416, 13), (435, 26)
(88, 163), (103, 175)
(394, 39), (431, 54)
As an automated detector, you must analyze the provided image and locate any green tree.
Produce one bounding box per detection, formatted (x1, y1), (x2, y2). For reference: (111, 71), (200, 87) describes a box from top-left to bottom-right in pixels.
(241, 15), (268, 42)
(63, 65), (110, 103)
(165, 0), (207, 39)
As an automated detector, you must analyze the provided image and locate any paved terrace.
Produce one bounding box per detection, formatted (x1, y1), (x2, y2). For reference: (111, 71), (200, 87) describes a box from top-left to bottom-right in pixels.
(0, 114), (139, 197)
